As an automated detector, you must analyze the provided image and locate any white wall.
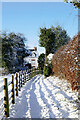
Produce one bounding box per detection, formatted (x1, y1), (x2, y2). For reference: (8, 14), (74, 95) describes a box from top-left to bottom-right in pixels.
(24, 56), (38, 68)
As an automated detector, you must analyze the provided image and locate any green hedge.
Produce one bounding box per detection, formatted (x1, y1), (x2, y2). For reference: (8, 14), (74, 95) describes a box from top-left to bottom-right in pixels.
(44, 62), (52, 77)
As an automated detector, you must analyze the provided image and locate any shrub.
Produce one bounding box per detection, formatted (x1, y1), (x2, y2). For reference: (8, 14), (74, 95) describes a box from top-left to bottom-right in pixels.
(44, 57), (52, 77)
(38, 53), (45, 70)
(52, 33), (80, 91)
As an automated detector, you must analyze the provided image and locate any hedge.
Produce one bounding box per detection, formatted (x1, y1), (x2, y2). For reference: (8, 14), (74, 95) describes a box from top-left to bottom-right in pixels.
(52, 33), (80, 91)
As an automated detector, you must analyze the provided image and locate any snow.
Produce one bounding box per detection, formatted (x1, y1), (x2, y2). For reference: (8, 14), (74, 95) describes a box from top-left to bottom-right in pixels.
(0, 73), (18, 119)
(47, 53), (54, 61)
(1, 74), (78, 118)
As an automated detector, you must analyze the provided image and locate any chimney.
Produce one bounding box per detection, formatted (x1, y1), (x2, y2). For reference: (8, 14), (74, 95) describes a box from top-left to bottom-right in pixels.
(34, 47), (37, 51)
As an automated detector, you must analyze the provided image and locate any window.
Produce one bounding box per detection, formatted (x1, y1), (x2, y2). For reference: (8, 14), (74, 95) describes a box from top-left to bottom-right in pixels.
(31, 59), (35, 65)
(32, 53), (36, 57)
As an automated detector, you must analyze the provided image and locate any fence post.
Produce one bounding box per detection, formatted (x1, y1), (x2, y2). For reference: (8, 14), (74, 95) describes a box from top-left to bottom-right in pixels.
(4, 78), (9, 117)
(38, 67), (39, 74)
(35, 68), (36, 76)
(24, 70), (25, 83)
(37, 67), (38, 74)
(31, 68), (33, 78)
(21, 70), (22, 87)
(29, 69), (30, 80)
(30, 69), (31, 79)
(34, 68), (36, 76)
(35, 68), (37, 75)
(32, 68), (33, 77)
(11, 75), (15, 104)
(24, 70), (26, 83)
(31, 68), (32, 79)
(36, 68), (37, 75)
(23, 70), (25, 85)
(39, 67), (41, 74)
(29, 69), (31, 79)
(33, 68), (34, 76)
(34, 68), (35, 76)
(27, 70), (28, 81)
(31, 68), (33, 79)
(15, 73), (18, 96)
(28, 69), (30, 80)
(29, 69), (31, 80)
(18, 71), (21, 91)
(33, 68), (34, 77)
(38, 68), (39, 74)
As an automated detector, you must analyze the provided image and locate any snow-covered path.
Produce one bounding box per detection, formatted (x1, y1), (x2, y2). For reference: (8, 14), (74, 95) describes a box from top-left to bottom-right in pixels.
(9, 75), (79, 118)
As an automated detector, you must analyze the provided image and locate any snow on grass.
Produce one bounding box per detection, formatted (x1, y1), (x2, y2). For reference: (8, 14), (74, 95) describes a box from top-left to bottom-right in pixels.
(0, 74), (14, 119)
(0, 73), (79, 119)
(0, 73), (21, 119)
(6, 75), (79, 118)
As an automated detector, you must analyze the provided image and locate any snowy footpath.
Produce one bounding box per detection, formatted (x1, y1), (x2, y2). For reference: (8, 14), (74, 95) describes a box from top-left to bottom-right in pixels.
(8, 75), (79, 118)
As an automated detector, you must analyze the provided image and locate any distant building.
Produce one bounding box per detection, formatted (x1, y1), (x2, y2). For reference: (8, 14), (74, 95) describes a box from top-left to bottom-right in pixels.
(24, 47), (39, 68)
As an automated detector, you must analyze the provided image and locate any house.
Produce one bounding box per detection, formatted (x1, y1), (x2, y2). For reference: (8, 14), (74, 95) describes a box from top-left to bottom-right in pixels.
(24, 47), (38, 68)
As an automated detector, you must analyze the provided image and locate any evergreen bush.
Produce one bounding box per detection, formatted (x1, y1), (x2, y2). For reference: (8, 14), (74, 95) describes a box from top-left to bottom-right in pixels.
(44, 58), (52, 77)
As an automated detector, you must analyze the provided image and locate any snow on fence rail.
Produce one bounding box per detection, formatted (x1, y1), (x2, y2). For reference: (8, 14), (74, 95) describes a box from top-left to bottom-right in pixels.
(0, 67), (42, 119)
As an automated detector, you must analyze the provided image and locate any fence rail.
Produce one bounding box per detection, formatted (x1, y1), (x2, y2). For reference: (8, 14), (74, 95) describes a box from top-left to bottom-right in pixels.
(1, 67), (42, 118)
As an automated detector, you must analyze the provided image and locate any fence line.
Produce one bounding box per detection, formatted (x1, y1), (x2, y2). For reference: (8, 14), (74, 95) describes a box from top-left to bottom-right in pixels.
(11, 75), (15, 104)
(2, 67), (42, 118)
(4, 78), (9, 117)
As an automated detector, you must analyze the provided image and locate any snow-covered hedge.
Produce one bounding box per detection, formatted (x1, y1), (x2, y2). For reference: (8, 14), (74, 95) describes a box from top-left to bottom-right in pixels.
(52, 33), (79, 91)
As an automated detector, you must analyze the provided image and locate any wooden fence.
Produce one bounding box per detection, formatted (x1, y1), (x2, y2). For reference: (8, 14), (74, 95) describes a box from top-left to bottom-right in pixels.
(1, 67), (42, 118)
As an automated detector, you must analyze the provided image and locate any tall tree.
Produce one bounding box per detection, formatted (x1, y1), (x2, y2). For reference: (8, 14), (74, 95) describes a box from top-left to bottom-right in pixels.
(39, 27), (55, 56)
(1, 32), (27, 73)
(39, 26), (70, 77)
(39, 26), (70, 56)
(51, 25), (70, 51)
